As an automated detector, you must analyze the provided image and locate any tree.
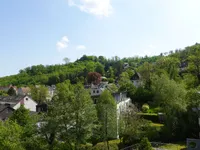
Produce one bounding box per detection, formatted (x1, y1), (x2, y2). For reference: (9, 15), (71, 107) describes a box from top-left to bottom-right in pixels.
(0, 120), (24, 150)
(152, 75), (187, 140)
(0, 90), (8, 96)
(138, 137), (153, 150)
(30, 85), (48, 104)
(7, 86), (17, 96)
(87, 72), (102, 85)
(95, 63), (105, 75)
(118, 72), (136, 99)
(71, 84), (97, 150)
(138, 62), (153, 89)
(188, 51), (200, 84)
(63, 57), (70, 64)
(119, 104), (151, 145)
(96, 90), (117, 150)
(10, 105), (31, 127)
(40, 81), (97, 150)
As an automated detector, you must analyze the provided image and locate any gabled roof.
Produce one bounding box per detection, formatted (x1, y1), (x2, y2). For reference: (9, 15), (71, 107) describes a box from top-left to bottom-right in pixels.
(0, 95), (26, 104)
(0, 104), (14, 112)
(131, 72), (141, 80)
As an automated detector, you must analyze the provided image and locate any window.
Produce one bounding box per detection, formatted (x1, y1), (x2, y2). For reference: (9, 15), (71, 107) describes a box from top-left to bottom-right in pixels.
(26, 98), (28, 101)
(97, 90), (99, 93)
(93, 90), (95, 93)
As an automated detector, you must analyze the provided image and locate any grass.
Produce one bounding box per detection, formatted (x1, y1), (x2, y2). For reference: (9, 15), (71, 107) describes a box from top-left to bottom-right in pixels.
(159, 143), (186, 150)
(151, 123), (164, 127)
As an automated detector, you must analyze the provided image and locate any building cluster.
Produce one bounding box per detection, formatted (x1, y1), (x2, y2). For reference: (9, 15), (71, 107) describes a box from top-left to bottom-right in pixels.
(0, 66), (143, 122)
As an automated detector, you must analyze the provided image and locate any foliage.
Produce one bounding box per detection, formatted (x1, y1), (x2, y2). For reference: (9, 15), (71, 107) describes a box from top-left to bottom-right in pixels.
(7, 86), (17, 96)
(0, 120), (24, 150)
(138, 113), (160, 123)
(142, 104), (150, 113)
(119, 104), (152, 145)
(40, 81), (97, 150)
(0, 90), (8, 96)
(30, 85), (49, 103)
(10, 105), (31, 127)
(87, 72), (102, 85)
(138, 137), (153, 150)
(96, 90), (117, 149)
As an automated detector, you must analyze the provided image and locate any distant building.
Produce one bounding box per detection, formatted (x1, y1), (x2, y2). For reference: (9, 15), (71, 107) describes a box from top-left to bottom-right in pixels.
(0, 95), (37, 112)
(0, 104), (14, 121)
(46, 85), (56, 101)
(17, 87), (31, 95)
(90, 83), (107, 97)
(123, 63), (129, 69)
(131, 72), (142, 88)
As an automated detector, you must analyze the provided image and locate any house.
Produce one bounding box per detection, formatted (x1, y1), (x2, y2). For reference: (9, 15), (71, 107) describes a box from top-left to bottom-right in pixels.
(46, 85), (56, 101)
(131, 72), (142, 88)
(0, 95), (37, 112)
(90, 83), (107, 97)
(123, 63), (129, 69)
(0, 85), (18, 94)
(17, 87), (31, 95)
(0, 105), (14, 121)
(179, 61), (188, 72)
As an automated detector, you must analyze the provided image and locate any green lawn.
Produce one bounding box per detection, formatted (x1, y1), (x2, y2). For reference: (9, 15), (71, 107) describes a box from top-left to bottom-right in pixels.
(159, 143), (186, 150)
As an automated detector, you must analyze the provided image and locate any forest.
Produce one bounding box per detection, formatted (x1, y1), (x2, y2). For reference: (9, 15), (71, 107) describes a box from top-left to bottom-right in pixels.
(1, 43), (200, 149)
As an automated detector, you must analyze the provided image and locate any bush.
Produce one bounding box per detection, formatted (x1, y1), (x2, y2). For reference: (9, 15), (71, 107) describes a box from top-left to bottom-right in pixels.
(90, 142), (118, 150)
(138, 137), (153, 150)
(142, 104), (150, 113)
(138, 113), (160, 123)
(108, 78), (115, 83)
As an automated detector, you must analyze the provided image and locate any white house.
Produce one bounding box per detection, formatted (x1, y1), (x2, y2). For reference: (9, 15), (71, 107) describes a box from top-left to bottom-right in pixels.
(0, 95), (37, 112)
(90, 83), (107, 97)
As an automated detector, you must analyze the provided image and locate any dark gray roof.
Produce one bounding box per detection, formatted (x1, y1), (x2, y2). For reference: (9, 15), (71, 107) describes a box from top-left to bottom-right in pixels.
(0, 105), (14, 112)
(0, 95), (25, 104)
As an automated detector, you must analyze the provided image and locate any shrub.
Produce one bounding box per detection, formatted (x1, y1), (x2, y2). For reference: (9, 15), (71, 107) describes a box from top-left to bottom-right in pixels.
(108, 78), (115, 83)
(138, 113), (160, 123)
(138, 137), (153, 150)
(142, 104), (150, 113)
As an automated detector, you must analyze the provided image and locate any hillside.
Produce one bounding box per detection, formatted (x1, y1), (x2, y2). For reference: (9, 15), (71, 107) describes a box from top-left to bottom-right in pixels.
(0, 43), (200, 89)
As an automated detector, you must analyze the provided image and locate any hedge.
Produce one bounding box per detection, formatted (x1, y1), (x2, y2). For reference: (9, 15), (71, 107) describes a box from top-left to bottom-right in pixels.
(138, 113), (160, 123)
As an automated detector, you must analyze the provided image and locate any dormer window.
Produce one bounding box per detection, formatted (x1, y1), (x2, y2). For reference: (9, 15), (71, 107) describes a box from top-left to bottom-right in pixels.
(26, 98), (28, 101)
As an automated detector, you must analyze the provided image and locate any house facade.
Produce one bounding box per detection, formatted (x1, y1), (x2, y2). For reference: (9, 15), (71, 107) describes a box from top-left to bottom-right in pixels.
(0, 95), (37, 112)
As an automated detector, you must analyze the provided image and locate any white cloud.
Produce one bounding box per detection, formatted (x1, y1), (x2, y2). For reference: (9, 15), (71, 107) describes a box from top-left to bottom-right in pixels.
(68, 0), (113, 17)
(56, 36), (69, 51)
(76, 45), (86, 50)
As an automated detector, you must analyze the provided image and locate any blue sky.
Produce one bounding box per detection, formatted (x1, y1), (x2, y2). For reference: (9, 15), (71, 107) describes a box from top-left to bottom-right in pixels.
(0, 0), (200, 77)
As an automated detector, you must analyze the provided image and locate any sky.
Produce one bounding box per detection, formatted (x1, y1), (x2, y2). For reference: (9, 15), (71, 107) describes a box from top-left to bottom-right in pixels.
(0, 0), (200, 77)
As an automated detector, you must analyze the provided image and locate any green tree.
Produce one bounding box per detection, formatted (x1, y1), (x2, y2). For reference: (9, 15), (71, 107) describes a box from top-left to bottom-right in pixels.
(95, 63), (105, 75)
(63, 57), (70, 64)
(188, 51), (200, 84)
(10, 105), (31, 127)
(7, 86), (17, 96)
(71, 84), (97, 150)
(138, 137), (153, 150)
(96, 90), (117, 150)
(119, 104), (151, 145)
(0, 120), (24, 150)
(0, 90), (8, 96)
(30, 85), (48, 103)
(40, 81), (97, 150)
(152, 75), (187, 140)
